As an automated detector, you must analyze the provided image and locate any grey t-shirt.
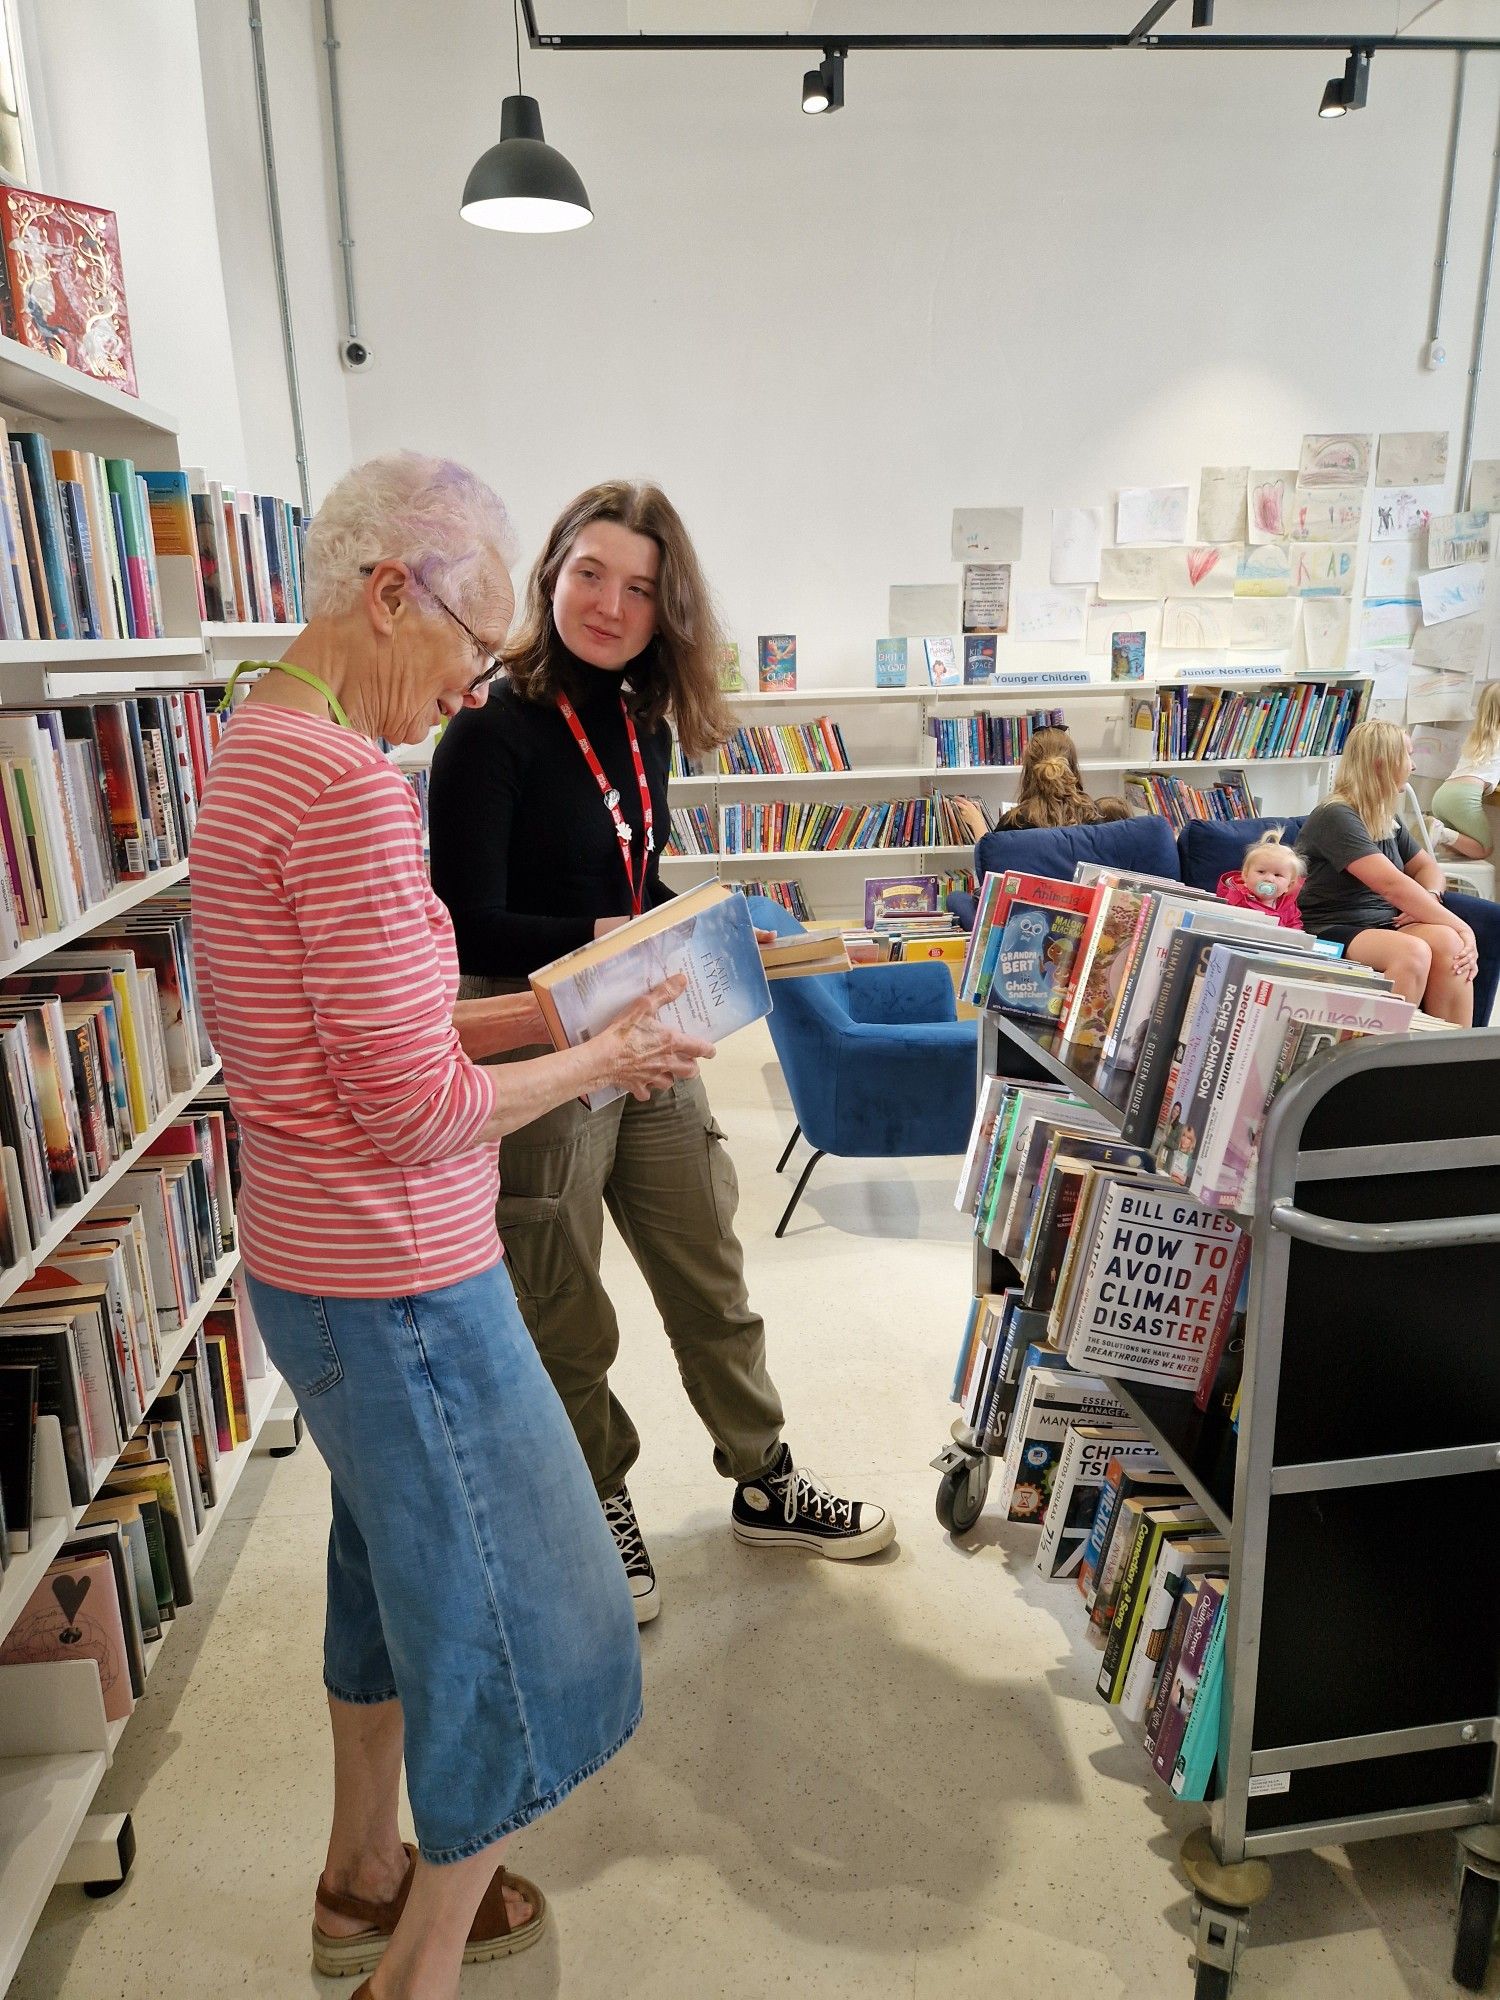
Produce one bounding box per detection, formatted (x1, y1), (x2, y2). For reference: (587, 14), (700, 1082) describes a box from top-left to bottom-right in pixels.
(1295, 800), (1418, 935)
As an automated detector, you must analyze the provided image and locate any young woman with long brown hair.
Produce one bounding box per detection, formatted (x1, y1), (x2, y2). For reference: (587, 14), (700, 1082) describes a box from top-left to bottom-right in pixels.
(995, 728), (1131, 830)
(429, 482), (894, 1622)
(1294, 718), (1477, 1024)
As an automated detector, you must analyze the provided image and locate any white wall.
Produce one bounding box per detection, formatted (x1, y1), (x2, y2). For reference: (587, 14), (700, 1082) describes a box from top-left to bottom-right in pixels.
(326, 1), (1500, 682)
(194, 0), (353, 505)
(21, 0), (247, 475)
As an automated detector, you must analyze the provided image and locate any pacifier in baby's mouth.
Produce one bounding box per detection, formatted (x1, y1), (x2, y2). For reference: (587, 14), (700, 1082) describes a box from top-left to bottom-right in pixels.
(1252, 879), (1278, 901)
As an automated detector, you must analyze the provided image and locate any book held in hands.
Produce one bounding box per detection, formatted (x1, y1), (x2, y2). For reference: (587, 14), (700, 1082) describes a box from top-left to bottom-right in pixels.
(529, 882), (772, 1110)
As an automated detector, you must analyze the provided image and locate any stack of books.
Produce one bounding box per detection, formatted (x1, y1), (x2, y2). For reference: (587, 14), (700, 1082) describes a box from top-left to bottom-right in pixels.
(0, 904), (213, 1271)
(0, 694), (222, 953)
(1122, 768), (1255, 831)
(719, 793), (991, 855)
(929, 706), (1065, 769)
(712, 719), (851, 777)
(1143, 680), (1368, 763)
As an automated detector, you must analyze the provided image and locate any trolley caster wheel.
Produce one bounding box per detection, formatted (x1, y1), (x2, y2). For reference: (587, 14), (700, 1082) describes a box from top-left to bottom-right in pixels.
(1192, 1963), (1232, 2000)
(1453, 1866), (1499, 1991)
(935, 1457), (988, 1536)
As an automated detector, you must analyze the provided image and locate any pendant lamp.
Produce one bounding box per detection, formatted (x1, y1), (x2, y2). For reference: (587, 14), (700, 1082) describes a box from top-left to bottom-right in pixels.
(460, 4), (591, 233)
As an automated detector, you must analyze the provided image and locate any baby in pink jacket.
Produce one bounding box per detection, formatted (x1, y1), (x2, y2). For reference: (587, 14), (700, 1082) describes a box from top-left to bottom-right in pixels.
(1215, 827), (1305, 930)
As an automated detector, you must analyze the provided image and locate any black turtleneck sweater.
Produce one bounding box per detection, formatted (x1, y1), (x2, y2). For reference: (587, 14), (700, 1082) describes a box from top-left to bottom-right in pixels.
(429, 663), (675, 979)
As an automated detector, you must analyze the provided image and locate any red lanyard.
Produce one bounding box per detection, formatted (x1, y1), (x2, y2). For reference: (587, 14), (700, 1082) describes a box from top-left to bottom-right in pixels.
(557, 692), (655, 918)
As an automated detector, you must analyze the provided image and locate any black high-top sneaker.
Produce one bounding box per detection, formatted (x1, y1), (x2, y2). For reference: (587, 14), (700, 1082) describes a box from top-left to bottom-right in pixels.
(603, 1486), (659, 1624)
(731, 1444), (895, 1559)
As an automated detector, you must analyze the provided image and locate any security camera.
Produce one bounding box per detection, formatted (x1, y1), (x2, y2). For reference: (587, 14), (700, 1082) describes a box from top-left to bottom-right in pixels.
(340, 338), (374, 373)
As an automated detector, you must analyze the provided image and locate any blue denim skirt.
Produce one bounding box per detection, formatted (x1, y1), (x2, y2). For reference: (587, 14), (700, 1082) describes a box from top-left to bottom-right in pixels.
(246, 1262), (643, 1863)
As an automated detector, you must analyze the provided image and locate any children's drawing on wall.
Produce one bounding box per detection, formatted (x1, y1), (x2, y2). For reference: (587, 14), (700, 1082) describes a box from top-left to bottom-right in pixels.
(1115, 485), (1190, 545)
(1427, 510), (1491, 570)
(1371, 486), (1446, 541)
(1288, 488), (1364, 542)
(1418, 560), (1486, 628)
(1375, 430), (1449, 487)
(1161, 598), (1231, 650)
(1248, 471), (1295, 543)
(1235, 544), (1292, 597)
(1298, 433), (1373, 488)
(1196, 466), (1249, 544)
(1290, 545), (1356, 596)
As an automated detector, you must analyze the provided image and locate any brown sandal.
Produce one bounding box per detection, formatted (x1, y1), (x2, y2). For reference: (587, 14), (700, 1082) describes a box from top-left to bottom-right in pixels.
(312, 1846), (547, 1977)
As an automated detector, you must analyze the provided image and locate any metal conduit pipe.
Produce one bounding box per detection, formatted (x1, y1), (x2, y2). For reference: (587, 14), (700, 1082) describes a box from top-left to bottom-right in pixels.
(321, 0), (364, 363)
(247, 0), (313, 515)
(1427, 52), (1466, 365)
(1459, 89), (1500, 516)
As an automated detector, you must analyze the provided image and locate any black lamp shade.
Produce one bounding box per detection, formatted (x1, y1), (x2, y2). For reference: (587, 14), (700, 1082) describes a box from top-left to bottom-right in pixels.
(1318, 77), (1347, 117)
(461, 94), (592, 233)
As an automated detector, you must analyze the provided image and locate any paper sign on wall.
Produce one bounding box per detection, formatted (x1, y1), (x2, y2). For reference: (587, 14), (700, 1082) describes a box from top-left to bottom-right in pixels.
(951, 508), (1022, 563)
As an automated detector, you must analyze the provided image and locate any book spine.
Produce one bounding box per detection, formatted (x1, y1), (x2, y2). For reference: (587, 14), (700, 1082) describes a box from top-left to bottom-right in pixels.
(1168, 962), (1251, 1186)
(1151, 1585), (1221, 1782)
(13, 434), (77, 639)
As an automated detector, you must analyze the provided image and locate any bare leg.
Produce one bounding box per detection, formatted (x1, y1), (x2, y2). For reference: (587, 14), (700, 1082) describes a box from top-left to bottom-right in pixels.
(1342, 928), (1431, 1005)
(1400, 922), (1476, 1027)
(318, 1696), (409, 1931)
(370, 1841), (517, 2000)
(1442, 831), (1489, 861)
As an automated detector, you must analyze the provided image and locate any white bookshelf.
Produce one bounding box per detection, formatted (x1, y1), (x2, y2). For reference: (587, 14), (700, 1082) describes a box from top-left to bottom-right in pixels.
(0, 336), (299, 1960)
(0, 858), (190, 978)
(665, 676), (1349, 917)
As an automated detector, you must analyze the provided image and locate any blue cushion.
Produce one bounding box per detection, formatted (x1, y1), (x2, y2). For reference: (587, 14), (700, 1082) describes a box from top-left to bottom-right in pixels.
(973, 815), (1181, 889)
(1177, 814), (1309, 894)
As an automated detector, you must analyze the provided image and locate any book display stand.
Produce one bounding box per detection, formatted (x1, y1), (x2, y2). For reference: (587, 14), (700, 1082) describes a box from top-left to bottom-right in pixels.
(0, 333), (303, 1989)
(935, 1005), (1500, 1995)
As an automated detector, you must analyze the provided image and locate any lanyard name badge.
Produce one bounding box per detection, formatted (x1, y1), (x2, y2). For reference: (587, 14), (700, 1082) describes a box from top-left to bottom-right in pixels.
(557, 693), (654, 918)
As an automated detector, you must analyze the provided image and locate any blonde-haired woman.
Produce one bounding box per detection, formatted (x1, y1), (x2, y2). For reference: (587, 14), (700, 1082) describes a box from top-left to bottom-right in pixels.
(994, 727), (1131, 830)
(1428, 681), (1500, 860)
(430, 481), (893, 1624)
(1295, 719), (1477, 1024)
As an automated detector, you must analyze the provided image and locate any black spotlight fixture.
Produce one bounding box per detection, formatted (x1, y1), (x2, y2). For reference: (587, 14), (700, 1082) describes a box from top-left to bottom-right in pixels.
(1319, 48), (1371, 120)
(802, 48), (845, 115)
(1191, 0), (1214, 25)
(461, 0), (592, 232)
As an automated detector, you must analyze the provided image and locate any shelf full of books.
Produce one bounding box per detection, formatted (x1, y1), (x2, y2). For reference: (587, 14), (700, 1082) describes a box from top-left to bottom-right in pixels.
(945, 857), (1500, 1994)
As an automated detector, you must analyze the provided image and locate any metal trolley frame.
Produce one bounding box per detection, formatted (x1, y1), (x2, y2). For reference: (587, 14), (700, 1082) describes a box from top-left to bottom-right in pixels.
(934, 1009), (1500, 1995)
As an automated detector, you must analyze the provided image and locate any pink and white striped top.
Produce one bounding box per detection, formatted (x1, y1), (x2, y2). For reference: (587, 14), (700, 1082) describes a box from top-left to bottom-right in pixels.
(191, 702), (500, 1296)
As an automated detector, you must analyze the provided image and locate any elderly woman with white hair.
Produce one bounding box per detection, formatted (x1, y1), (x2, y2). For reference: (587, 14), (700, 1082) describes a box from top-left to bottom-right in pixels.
(191, 452), (710, 2000)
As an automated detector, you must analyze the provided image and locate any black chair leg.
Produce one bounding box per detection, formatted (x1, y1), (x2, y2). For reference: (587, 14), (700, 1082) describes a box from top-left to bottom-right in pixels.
(775, 1123), (802, 1175)
(775, 1149), (825, 1238)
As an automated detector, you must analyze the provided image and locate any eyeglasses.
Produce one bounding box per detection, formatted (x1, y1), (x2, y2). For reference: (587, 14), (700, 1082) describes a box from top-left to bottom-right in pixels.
(359, 563), (505, 694)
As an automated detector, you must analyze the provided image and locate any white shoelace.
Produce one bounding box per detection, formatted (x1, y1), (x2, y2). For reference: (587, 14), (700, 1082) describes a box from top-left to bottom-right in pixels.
(603, 1491), (652, 1575)
(770, 1461), (855, 1531)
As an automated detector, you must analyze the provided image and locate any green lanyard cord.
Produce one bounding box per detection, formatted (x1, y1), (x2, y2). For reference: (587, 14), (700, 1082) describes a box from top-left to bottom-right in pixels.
(218, 659), (353, 729)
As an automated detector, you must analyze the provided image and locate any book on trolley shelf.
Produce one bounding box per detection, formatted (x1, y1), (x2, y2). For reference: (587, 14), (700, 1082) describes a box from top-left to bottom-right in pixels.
(1033, 1422), (1163, 1580)
(992, 1353), (1132, 1524)
(529, 880), (772, 1111)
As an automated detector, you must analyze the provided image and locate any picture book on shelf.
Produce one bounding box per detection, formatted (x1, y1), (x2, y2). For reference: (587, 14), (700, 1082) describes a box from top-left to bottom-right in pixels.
(987, 876), (1095, 1022)
(0, 186), (137, 396)
(923, 637), (960, 686)
(0, 1549), (135, 1720)
(717, 643), (743, 692)
(757, 635), (797, 691)
(530, 881), (771, 1110)
(864, 874), (939, 926)
(874, 637), (908, 688)
(1110, 630), (1147, 681)
(963, 634), (997, 684)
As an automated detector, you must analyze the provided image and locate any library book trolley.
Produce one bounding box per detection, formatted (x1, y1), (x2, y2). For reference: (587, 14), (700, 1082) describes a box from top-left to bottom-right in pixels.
(933, 1006), (1500, 1996)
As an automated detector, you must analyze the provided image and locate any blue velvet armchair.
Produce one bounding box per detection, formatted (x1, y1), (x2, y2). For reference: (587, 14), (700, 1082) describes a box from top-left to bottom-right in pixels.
(746, 896), (978, 1236)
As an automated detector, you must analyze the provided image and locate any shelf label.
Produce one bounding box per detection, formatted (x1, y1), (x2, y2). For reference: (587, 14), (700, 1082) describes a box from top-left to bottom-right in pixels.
(1248, 1771), (1291, 1797)
(979, 670), (1093, 690)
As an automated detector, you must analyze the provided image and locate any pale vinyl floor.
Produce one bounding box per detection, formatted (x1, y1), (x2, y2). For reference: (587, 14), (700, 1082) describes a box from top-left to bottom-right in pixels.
(11, 1019), (1469, 2000)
